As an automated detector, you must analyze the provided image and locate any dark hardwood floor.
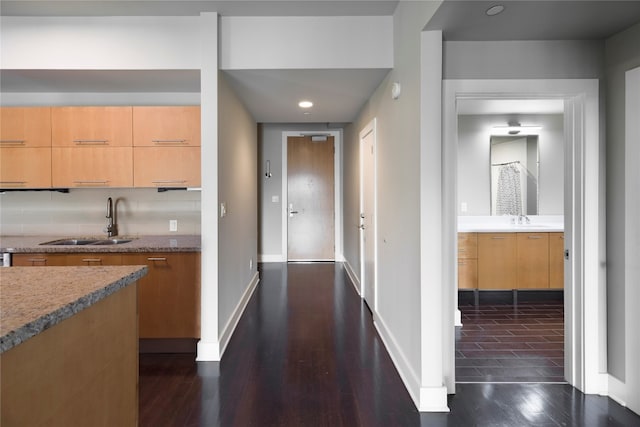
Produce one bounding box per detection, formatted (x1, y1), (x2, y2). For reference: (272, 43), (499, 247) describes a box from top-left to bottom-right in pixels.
(139, 263), (640, 426)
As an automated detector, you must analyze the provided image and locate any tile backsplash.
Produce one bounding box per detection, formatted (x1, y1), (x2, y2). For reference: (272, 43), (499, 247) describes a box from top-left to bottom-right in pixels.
(0, 188), (201, 236)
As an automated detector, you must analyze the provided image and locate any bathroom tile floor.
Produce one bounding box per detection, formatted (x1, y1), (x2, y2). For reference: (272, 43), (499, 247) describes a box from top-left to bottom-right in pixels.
(456, 301), (565, 383)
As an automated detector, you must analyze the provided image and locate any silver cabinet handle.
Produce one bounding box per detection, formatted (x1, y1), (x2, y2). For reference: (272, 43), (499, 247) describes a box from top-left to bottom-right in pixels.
(151, 180), (187, 184)
(74, 139), (109, 145)
(28, 258), (47, 264)
(0, 181), (27, 185)
(0, 140), (26, 145)
(528, 236), (543, 239)
(73, 180), (109, 186)
(152, 139), (186, 144)
(491, 236), (506, 240)
(82, 258), (103, 263)
(147, 257), (167, 262)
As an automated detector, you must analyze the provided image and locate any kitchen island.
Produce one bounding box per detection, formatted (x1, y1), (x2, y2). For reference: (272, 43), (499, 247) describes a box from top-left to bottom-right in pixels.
(1, 265), (147, 426)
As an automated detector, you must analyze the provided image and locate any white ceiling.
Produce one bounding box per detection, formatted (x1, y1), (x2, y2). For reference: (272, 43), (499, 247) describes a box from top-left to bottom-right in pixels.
(2, 1), (640, 124)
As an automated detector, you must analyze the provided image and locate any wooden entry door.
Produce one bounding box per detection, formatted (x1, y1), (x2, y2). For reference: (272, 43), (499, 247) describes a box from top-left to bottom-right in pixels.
(287, 135), (335, 261)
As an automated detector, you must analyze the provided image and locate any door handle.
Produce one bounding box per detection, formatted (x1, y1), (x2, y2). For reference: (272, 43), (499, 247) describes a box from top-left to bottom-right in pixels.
(359, 225), (365, 230)
(289, 204), (299, 217)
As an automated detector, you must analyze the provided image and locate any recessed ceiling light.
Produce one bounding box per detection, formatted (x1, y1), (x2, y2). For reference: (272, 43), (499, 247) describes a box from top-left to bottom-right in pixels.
(486, 5), (505, 16)
(298, 100), (313, 109)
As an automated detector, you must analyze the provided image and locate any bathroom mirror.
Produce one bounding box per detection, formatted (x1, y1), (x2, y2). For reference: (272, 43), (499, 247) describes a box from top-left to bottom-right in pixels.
(490, 136), (539, 216)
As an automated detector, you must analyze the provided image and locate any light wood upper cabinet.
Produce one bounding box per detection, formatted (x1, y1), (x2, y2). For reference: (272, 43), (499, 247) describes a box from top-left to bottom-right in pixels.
(52, 107), (132, 147)
(52, 147), (133, 188)
(0, 107), (52, 147)
(516, 233), (550, 289)
(133, 147), (200, 187)
(133, 106), (200, 146)
(478, 233), (517, 290)
(549, 233), (565, 289)
(0, 148), (52, 188)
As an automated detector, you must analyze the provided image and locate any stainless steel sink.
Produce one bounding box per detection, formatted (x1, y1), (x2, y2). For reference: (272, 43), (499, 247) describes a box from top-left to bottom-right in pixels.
(91, 239), (133, 245)
(40, 238), (100, 246)
(40, 237), (136, 246)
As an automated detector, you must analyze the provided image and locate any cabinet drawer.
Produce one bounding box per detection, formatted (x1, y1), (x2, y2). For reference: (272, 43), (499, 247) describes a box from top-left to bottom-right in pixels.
(11, 253), (121, 266)
(0, 107), (52, 147)
(133, 106), (200, 147)
(458, 232), (477, 259)
(133, 147), (200, 187)
(0, 147), (52, 188)
(52, 106), (132, 147)
(52, 147), (133, 187)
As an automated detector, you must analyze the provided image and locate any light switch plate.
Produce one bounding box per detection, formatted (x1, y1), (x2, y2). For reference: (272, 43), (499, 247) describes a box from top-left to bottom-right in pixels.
(220, 202), (226, 218)
(272, 195), (279, 203)
(169, 219), (178, 232)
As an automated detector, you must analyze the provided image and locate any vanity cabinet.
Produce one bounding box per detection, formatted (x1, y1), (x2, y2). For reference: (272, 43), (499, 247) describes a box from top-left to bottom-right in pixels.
(549, 232), (565, 289)
(457, 233), (478, 289)
(516, 233), (549, 288)
(121, 252), (199, 339)
(0, 107), (52, 188)
(477, 233), (518, 289)
(132, 106), (201, 188)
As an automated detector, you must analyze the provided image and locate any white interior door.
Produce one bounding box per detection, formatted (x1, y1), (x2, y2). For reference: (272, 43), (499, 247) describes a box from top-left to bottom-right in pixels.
(360, 120), (376, 311)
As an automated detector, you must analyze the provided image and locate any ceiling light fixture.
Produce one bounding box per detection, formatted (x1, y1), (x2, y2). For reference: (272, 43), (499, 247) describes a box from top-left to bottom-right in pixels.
(298, 100), (313, 109)
(491, 124), (542, 136)
(486, 5), (505, 16)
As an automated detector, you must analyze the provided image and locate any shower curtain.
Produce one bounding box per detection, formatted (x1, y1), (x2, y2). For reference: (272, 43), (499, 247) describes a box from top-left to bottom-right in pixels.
(496, 164), (522, 216)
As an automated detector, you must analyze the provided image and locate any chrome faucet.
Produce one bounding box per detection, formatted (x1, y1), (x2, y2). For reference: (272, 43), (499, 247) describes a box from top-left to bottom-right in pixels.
(518, 214), (530, 225)
(105, 197), (118, 237)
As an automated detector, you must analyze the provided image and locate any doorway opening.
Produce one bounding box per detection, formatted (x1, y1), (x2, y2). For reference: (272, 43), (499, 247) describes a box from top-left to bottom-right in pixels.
(455, 104), (566, 383)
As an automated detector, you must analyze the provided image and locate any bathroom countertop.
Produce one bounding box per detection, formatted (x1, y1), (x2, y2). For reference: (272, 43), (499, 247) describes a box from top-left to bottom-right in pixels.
(0, 265), (147, 353)
(458, 224), (565, 233)
(0, 234), (201, 253)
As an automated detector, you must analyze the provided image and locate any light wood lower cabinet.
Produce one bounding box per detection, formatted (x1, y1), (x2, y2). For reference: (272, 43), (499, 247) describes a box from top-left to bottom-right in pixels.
(458, 232), (478, 289)
(478, 233), (518, 290)
(12, 251), (200, 339)
(516, 233), (550, 289)
(461, 231), (565, 290)
(549, 233), (565, 289)
(12, 253), (122, 266)
(120, 252), (200, 339)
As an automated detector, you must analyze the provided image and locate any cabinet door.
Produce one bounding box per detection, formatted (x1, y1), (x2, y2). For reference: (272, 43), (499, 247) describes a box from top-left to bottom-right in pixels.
(516, 233), (550, 289)
(52, 107), (132, 147)
(549, 233), (565, 289)
(0, 107), (52, 147)
(458, 258), (478, 290)
(122, 253), (199, 338)
(458, 232), (477, 259)
(133, 106), (200, 147)
(133, 147), (200, 187)
(478, 233), (517, 289)
(52, 147), (133, 187)
(0, 147), (52, 188)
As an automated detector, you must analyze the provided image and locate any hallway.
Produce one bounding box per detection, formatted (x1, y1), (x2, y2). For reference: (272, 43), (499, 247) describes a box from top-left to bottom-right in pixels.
(139, 263), (640, 426)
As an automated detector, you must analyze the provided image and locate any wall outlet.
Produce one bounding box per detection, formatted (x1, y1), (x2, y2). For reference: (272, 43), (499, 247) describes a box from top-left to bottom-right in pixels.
(461, 202), (468, 213)
(220, 202), (226, 218)
(272, 195), (279, 203)
(169, 219), (178, 232)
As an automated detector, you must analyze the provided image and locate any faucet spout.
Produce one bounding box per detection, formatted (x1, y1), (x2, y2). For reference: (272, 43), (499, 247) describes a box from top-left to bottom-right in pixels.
(105, 197), (118, 237)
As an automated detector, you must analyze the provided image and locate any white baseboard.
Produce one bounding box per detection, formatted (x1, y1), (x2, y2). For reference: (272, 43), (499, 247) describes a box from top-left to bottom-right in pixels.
(196, 340), (221, 361)
(343, 260), (361, 296)
(373, 312), (422, 409)
(607, 374), (627, 407)
(419, 386), (450, 412)
(258, 254), (284, 263)
(455, 309), (462, 327)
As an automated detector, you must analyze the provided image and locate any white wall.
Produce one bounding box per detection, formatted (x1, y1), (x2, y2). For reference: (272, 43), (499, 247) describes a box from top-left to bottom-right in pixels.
(216, 71), (258, 353)
(344, 1), (442, 410)
(220, 16), (393, 70)
(604, 21), (640, 408)
(0, 188), (200, 236)
(458, 114), (564, 216)
(1, 16), (201, 70)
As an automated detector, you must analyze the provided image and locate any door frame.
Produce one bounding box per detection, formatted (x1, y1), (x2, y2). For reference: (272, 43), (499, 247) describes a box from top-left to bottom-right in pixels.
(359, 118), (378, 310)
(281, 130), (343, 262)
(442, 79), (604, 395)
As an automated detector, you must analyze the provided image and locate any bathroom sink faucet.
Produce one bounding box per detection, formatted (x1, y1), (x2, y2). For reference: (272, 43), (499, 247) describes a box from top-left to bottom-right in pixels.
(105, 197), (118, 237)
(518, 215), (530, 225)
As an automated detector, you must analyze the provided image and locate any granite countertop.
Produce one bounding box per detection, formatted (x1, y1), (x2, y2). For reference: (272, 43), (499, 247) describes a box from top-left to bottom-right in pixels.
(0, 234), (200, 253)
(0, 265), (147, 353)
